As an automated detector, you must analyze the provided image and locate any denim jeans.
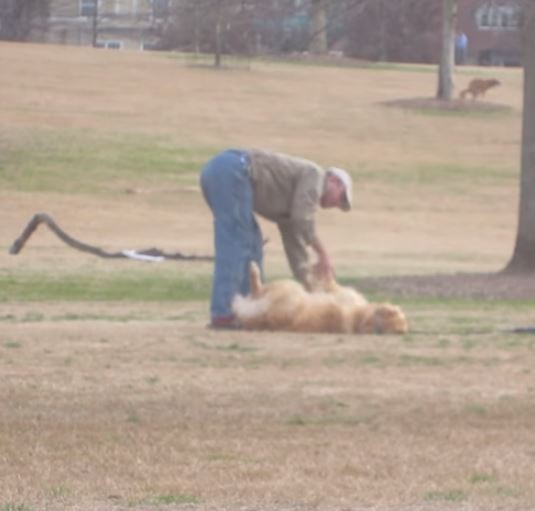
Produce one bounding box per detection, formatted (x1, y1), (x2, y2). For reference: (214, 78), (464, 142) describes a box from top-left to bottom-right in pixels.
(200, 149), (264, 320)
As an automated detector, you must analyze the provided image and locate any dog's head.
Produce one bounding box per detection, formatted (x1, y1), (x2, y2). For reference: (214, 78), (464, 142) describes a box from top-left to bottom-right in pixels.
(354, 303), (408, 334)
(488, 78), (501, 88)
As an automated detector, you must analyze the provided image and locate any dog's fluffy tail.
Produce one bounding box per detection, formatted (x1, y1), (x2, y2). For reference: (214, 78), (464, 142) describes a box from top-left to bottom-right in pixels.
(231, 261), (267, 326)
(232, 293), (270, 322)
(249, 261), (263, 298)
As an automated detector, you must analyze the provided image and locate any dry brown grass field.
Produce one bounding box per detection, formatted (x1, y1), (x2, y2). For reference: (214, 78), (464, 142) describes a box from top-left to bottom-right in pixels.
(1, 42), (534, 511)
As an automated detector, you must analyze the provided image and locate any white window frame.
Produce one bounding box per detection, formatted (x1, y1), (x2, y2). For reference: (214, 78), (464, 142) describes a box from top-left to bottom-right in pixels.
(476, 3), (521, 31)
(98, 39), (124, 49)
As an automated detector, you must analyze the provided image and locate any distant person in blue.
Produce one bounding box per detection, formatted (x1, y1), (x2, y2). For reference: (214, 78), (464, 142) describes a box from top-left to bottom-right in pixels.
(455, 32), (468, 65)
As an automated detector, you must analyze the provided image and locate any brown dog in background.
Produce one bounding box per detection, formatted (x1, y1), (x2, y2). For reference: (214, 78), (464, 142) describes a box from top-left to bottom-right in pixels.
(232, 263), (408, 334)
(459, 78), (500, 100)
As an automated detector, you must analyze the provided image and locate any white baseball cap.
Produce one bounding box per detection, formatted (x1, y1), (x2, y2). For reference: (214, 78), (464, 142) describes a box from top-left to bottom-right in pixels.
(327, 167), (352, 211)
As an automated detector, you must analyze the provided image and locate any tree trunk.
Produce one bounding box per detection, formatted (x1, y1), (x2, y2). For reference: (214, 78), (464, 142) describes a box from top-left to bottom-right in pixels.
(436, 0), (457, 100)
(92, 0), (99, 48)
(214, 16), (222, 67)
(504, 5), (535, 273)
(377, 0), (388, 62)
(310, 0), (328, 55)
(213, 0), (223, 67)
(193, 2), (200, 55)
(0, 0), (49, 41)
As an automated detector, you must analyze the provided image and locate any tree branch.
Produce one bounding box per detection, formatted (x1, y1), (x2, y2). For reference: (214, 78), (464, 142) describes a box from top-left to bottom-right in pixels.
(9, 213), (213, 262)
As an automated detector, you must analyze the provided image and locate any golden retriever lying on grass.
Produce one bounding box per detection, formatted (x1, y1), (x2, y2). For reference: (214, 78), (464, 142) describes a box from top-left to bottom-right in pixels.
(232, 263), (408, 334)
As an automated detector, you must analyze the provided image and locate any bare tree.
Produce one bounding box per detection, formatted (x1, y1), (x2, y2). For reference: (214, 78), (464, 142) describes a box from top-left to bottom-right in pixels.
(436, 0), (457, 100)
(0, 0), (49, 40)
(91, 0), (99, 48)
(310, 0), (328, 54)
(344, 0), (441, 63)
(505, 4), (535, 273)
(213, 0), (224, 67)
(163, 0), (444, 63)
(163, 0), (255, 66)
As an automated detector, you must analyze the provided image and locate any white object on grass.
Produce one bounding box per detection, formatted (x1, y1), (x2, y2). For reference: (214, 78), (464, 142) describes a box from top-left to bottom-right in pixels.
(121, 250), (165, 262)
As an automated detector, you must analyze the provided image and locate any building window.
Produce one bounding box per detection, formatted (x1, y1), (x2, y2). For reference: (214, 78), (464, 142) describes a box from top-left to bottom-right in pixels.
(476, 2), (521, 30)
(105, 40), (122, 49)
(80, 0), (97, 17)
(96, 40), (123, 49)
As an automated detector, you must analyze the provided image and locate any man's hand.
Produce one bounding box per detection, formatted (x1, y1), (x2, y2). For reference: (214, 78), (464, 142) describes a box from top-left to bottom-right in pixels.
(312, 258), (333, 280)
(309, 237), (333, 280)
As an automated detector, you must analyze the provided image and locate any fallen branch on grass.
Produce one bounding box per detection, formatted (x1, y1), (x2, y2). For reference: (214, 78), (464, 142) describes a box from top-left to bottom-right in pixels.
(9, 213), (214, 262)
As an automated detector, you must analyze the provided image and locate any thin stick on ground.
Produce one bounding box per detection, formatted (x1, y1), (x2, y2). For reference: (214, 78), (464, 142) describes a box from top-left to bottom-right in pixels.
(9, 213), (213, 262)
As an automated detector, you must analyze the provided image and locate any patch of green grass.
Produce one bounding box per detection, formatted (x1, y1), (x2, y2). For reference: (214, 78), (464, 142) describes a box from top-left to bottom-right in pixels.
(21, 311), (45, 322)
(358, 354), (383, 366)
(216, 342), (256, 352)
(436, 338), (451, 348)
(3, 341), (22, 349)
(0, 128), (215, 194)
(140, 494), (201, 505)
(367, 62), (437, 73)
(367, 162), (518, 190)
(491, 485), (521, 497)
(371, 61), (514, 76)
(1, 311), (172, 322)
(462, 338), (479, 350)
(287, 415), (307, 426)
(469, 472), (497, 484)
(497, 335), (535, 349)
(424, 489), (467, 502)
(154, 494), (200, 505)
(51, 312), (143, 322)
(374, 295), (535, 309)
(0, 270), (211, 302)
(323, 354), (347, 367)
(0, 504), (34, 511)
(165, 310), (202, 322)
(399, 354), (446, 367)
(340, 159), (518, 211)
(49, 485), (71, 498)
(464, 403), (488, 415)
(410, 104), (514, 119)
(170, 52), (436, 73)
(314, 414), (375, 426)
(206, 452), (240, 462)
(126, 411), (140, 424)
(168, 51), (253, 68)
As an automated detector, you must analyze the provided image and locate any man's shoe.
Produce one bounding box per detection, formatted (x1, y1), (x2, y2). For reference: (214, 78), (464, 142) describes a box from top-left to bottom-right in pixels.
(208, 315), (241, 330)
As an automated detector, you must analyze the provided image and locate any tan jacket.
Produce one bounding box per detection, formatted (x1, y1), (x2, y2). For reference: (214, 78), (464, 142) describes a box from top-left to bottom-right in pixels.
(247, 149), (326, 284)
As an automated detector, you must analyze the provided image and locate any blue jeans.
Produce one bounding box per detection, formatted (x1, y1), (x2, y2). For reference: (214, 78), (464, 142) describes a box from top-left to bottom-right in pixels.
(200, 149), (264, 320)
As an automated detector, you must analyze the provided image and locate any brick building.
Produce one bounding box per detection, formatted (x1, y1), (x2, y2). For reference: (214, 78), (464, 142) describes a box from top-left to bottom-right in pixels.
(458, 0), (523, 66)
(29, 0), (168, 50)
